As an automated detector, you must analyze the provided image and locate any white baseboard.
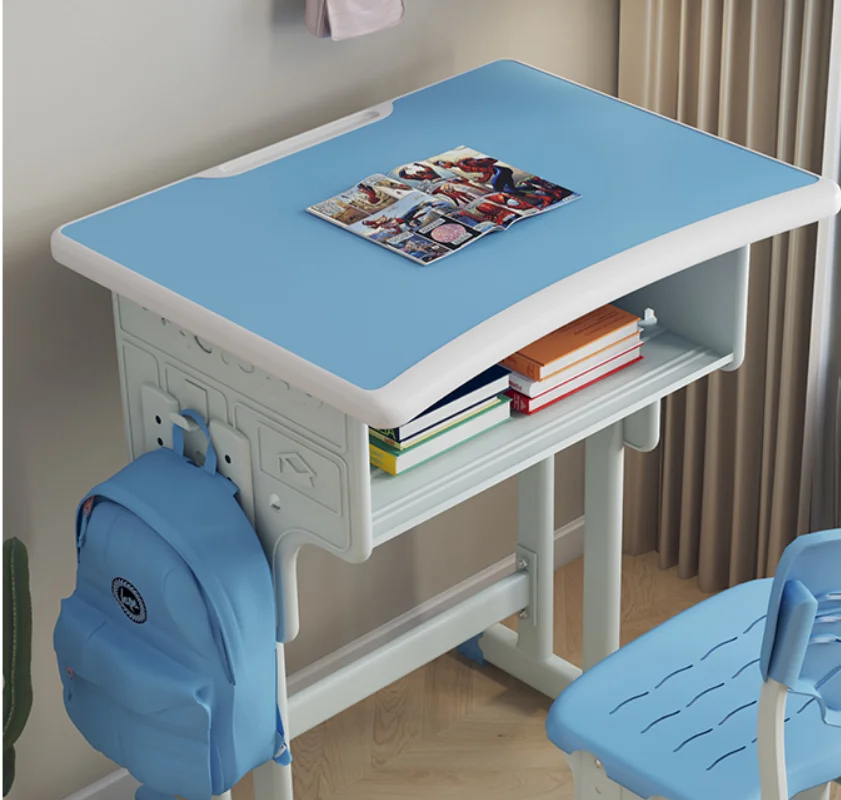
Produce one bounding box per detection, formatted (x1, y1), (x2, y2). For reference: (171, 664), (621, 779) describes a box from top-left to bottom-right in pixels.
(287, 515), (584, 694)
(63, 516), (584, 800)
(63, 769), (139, 800)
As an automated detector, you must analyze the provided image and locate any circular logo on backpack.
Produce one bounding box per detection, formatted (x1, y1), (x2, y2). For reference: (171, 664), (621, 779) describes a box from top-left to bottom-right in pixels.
(111, 577), (147, 624)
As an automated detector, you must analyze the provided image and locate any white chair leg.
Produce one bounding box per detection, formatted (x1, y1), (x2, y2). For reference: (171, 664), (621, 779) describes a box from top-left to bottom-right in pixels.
(793, 785), (831, 800)
(566, 752), (626, 800)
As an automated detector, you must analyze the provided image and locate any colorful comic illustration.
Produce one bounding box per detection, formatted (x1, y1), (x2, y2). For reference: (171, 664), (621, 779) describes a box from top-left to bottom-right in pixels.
(309, 197), (371, 226)
(309, 174), (414, 225)
(415, 215), (483, 250)
(349, 193), (456, 240)
(306, 145), (581, 265)
(437, 206), (499, 233)
(424, 146), (531, 193)
(514, 175), (578, 211)
(425, 178), (488, 207)
(386, 162), (461, 194)
(463, 198), (523, 229)
(364, 174), (415, 199)
(384, 232), (451, 264)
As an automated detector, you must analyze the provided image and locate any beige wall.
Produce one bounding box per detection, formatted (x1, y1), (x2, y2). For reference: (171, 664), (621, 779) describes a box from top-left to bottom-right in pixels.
(4, 1), (618, 797)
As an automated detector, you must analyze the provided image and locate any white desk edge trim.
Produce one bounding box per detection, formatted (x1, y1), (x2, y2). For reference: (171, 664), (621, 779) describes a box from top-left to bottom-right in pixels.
(50, 176), (840, 429)
(196, 102), (394, 178)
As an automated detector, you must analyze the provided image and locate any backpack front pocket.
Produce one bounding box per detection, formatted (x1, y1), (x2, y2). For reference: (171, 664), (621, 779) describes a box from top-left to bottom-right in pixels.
(55, 594), (219, 799)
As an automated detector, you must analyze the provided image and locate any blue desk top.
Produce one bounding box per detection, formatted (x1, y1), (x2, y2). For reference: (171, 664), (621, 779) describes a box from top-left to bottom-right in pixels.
(59, 60), (819, 396)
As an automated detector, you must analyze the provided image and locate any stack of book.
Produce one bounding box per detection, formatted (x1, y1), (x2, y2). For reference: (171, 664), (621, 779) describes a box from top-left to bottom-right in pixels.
(370, 365), (512, 475)
(502, 305), (643, 415)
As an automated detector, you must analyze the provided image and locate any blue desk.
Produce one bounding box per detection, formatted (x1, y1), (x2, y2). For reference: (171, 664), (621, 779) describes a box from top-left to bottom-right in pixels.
(51, 61), (840, 800)
(54, 60), (835, 427)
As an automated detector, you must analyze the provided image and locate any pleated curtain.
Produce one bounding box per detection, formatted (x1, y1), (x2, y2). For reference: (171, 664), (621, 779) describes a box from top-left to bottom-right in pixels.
(618, 0), (835, 591)
(800, 0), (841, 534)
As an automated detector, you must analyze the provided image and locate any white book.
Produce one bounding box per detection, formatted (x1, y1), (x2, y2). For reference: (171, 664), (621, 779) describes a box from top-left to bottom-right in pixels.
(509, 337), (642, 398)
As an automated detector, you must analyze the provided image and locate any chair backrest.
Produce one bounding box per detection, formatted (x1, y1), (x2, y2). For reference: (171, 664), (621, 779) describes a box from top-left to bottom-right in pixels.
(760, 528), (841, 726)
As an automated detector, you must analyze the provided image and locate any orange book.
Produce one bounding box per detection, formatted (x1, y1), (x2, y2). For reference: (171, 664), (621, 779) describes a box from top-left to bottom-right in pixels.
(501, 305), (641, 381)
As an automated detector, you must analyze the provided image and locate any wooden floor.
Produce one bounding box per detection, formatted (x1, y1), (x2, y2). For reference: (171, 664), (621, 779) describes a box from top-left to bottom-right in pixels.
(234, 552), (840, 800)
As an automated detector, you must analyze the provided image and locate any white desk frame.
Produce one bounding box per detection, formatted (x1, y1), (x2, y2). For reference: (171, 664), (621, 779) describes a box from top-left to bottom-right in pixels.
(104, 247), (744, 800)
(50, 63), (841, 800)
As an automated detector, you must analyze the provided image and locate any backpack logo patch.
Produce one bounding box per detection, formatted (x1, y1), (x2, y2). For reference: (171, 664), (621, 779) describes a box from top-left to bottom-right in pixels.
(112, 577), (147, 624)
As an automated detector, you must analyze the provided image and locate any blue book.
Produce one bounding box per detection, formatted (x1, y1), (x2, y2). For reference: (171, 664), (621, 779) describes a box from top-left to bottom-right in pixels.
(373, 364), (510, 442)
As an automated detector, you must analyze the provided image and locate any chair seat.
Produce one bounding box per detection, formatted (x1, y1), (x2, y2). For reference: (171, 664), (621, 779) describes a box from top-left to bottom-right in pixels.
(546, 579), (841, 800)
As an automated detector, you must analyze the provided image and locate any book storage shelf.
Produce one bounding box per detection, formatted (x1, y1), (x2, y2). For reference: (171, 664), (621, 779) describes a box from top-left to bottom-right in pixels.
(50, 59), (840, 800)
(371, 331), (730, 545)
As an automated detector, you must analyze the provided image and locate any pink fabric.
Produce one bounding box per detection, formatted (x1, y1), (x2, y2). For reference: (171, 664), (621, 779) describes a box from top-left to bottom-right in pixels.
(306, 0), (404, 41)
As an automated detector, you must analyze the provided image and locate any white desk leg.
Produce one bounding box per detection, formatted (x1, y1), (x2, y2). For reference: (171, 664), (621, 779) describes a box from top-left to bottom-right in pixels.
(582, 422), (624, 671)
(515, 456), (555, 659)
(478, 456), (581, 697)
(253, 643), (294, 800)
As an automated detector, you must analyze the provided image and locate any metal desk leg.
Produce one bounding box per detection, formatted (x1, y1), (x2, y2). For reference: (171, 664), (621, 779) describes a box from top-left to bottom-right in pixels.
(253, 643), (294, 800)
(582, 422), (625, 671)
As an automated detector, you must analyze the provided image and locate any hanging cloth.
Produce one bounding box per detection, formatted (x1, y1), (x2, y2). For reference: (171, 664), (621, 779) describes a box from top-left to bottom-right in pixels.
(306, 0), (404, 41)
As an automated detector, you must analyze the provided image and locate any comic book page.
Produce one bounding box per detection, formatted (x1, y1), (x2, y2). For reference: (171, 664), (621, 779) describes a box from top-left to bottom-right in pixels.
(423, 146), (580, 223)
(306, 148), (580, 264)
(307, 172), (497, 264)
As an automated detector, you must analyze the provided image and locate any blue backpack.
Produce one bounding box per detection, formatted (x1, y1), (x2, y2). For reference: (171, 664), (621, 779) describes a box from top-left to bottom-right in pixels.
(54, 410), (290, 800)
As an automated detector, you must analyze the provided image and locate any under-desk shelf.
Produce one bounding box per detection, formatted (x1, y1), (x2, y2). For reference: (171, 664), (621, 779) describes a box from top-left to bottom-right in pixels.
(370, 330), (731, 546)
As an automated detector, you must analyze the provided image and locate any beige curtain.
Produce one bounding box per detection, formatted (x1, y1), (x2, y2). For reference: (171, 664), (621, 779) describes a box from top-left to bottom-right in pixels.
(800, 0), (841, 533)
(618, 0), (834, 591)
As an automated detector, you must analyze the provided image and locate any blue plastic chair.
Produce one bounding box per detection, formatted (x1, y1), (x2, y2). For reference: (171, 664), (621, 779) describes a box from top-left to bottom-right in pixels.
(546, 529), (841, 800)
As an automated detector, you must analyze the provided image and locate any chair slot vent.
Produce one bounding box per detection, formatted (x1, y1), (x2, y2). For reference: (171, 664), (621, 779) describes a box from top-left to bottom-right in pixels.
(701, 637), (738, 661)
(743, 614), (766, 634)
(809, 635), (841, 646)
(731, 658), (760, 679)
(706, 746), (746, 771)
(610, 692), (649, 715)
(816, 663), (841, 690)
(640, 710), (680, 734)
(797, 697), (817, 714)
(654, 664), (693, 688)
(673, 728), (712, 752)
(718, 700), (756, 726)
(686, 683), (725, 707)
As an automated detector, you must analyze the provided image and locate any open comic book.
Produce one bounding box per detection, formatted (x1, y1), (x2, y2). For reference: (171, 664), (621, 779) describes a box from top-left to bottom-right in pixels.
(306, 146), (581, 264)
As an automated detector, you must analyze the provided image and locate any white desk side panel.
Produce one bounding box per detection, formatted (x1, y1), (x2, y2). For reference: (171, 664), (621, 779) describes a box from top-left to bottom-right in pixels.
(615, 247), (750, 371)
(112, 296), (373, 641)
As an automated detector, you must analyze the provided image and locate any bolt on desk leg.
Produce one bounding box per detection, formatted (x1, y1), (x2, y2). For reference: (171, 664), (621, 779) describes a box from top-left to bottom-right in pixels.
(582, 422), (625, 672)
(253, 643), (294, 800)
(515, 456), (555, 659)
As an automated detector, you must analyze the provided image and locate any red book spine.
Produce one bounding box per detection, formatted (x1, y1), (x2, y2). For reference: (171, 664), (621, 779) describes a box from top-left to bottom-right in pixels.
(507, 356), (643, 415)
(506, 390), (532, 414)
